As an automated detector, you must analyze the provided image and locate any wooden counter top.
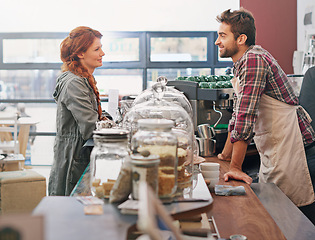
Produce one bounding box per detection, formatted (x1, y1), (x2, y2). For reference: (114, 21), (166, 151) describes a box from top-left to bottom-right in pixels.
(32, 174), (213, 240)
(32, 155), (315, 240)
(205, 156), (285, 239)
(205, 156), (315, 240)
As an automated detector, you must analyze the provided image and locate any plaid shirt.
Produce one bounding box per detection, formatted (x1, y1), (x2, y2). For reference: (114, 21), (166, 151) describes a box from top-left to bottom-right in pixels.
(229, 45), (315, 145)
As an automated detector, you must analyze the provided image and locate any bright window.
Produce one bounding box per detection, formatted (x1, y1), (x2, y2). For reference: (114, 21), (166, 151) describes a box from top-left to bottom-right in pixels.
(102, 37), (139, 62)
(3, 39), (63, 63)
(150, 37), (207, 62)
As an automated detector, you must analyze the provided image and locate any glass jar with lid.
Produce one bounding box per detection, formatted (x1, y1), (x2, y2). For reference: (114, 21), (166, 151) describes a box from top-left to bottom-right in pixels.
(90, 128), (130, 199)
(131, 119), (178, 200)
(171, 128), (194, 195)
(130, 153), (160, 200)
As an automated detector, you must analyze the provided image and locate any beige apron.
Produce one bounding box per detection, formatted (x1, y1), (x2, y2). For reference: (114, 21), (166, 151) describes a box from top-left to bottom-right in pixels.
(231, 77), (315, 206)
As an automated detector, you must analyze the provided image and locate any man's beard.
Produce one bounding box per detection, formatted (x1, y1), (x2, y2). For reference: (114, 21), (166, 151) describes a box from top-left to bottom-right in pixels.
(219, 44), (239, 58)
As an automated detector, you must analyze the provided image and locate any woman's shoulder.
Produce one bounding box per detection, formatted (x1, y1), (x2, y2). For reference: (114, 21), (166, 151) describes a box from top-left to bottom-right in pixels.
(59, 71), (90, 87)
(63, 72), (93, 96)
(58, 71), (82, 81)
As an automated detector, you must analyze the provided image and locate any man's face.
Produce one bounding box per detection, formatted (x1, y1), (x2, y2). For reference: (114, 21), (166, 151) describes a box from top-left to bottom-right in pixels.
(215, 23), (239, 59)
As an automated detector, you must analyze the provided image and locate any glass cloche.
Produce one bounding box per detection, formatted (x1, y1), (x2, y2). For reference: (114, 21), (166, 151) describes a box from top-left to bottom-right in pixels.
(122, 77), (195, 195)
(132, 76), (193, 120)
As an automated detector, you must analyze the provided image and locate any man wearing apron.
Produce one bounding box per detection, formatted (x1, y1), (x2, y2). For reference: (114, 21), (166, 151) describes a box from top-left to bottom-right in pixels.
(215, 8), (315, 224)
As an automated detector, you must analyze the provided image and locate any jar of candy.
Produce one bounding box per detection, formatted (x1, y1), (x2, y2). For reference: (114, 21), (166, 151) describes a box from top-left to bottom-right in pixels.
(131, 119), (178, 200)
(90, 129), (129, 199)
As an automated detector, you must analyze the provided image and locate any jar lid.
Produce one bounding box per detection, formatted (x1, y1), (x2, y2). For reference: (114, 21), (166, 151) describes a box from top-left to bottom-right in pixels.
(137, 119), (174, 129)
(130, 154), (160, 165)
(93, 128), (129, 139)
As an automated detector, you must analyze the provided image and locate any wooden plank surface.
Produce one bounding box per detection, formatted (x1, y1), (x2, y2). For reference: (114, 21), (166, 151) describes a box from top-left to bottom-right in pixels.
(205, 156), (286, 240)
(33, 156), (314, 240)
(33, 196), (134, 240)
(32, 176), (214, 240)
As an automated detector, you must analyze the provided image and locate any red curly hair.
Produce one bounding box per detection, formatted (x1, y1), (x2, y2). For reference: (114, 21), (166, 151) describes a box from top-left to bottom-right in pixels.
(60, 26), (106, 120)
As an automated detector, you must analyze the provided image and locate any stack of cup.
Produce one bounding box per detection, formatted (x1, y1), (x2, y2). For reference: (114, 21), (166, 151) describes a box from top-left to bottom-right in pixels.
(199, 162), (220, 188)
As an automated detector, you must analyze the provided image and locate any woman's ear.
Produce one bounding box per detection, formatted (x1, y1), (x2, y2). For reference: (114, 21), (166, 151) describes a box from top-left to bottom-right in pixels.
(77, 53), (84, 59)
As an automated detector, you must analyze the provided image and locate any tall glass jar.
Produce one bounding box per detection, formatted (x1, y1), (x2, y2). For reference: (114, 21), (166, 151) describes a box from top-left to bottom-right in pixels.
(90, 129), (129, 199)
(131, 119), (178, 200)
(130, 153), (160, 200)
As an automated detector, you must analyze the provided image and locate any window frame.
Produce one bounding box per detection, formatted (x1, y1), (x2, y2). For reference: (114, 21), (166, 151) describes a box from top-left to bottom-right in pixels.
(0, 31), (232, 90)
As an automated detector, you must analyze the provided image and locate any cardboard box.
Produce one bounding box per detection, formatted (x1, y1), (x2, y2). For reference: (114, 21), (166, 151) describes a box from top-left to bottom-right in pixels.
(0, 154), (25, 172)
(0, 170), (46, 214)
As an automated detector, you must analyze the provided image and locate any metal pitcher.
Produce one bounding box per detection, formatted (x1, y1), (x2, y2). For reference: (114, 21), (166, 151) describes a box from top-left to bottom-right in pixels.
(197, 102), (223, 139)
(196, 137), (216, 157)
(197, 124), (216, 139)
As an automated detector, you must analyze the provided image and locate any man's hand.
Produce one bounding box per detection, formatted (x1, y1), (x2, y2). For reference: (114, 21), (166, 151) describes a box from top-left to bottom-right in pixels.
(224, 167), (253, 185)
(223, 140), (251, 184)
(218, 153), (231, 162)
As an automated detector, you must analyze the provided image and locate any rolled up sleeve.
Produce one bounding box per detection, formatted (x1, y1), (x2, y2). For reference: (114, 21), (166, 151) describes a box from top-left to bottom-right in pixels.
(231, 54), (266, 143)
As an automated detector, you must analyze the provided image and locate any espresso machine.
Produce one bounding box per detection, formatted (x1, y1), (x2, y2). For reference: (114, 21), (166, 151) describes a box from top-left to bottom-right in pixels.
(167, 80), (234, 154)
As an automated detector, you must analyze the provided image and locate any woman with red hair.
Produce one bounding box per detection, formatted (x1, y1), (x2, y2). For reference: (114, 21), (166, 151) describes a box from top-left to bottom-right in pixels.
(49, 26), (107, 196)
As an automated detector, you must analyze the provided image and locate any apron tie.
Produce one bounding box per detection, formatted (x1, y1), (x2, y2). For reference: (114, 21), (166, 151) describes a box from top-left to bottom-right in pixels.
(297, 105), (312, 123)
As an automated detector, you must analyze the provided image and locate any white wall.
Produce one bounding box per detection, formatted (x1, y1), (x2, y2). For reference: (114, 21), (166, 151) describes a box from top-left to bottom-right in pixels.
(297, 0), (315, 51)
(0, 0), (239, 32)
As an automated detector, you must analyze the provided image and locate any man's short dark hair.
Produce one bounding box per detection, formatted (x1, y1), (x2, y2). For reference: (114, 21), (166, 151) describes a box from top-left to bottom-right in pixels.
(216, 8), (256, 46)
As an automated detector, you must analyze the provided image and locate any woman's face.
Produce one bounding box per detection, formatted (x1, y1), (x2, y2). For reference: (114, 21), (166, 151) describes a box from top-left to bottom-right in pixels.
(78, 37), (105, 74)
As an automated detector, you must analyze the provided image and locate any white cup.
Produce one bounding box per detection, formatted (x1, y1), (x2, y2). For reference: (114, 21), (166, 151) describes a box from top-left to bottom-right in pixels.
(201, 170), (220, 179)
(207, 177), (219, 188)
(200, 162), (220, 171)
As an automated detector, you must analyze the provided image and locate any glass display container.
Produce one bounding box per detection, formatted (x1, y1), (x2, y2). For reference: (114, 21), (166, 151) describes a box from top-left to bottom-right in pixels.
(123, 92), (194, 140)
(123, 79), (195, 196)
(90, 128), (130, 199)
(131, 119), (178, 200)
(115, 98), (135, 127)
(133, 76), (193, 119)
(171, 128), (194, 194)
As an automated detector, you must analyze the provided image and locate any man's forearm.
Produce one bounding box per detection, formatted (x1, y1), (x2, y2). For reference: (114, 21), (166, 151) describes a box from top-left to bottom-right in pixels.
(230, 140), (248, 170)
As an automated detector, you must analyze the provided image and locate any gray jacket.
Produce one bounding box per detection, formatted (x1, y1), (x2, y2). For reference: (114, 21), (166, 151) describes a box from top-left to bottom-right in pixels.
(48, 71), (98, 196)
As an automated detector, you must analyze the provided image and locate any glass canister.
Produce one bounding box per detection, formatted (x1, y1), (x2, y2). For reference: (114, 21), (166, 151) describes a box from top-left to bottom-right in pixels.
(90, 128), (130, 199)
(131, 119), (178, 200)
(171, 128), (194, 195)
(130, 153), (160, 200)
